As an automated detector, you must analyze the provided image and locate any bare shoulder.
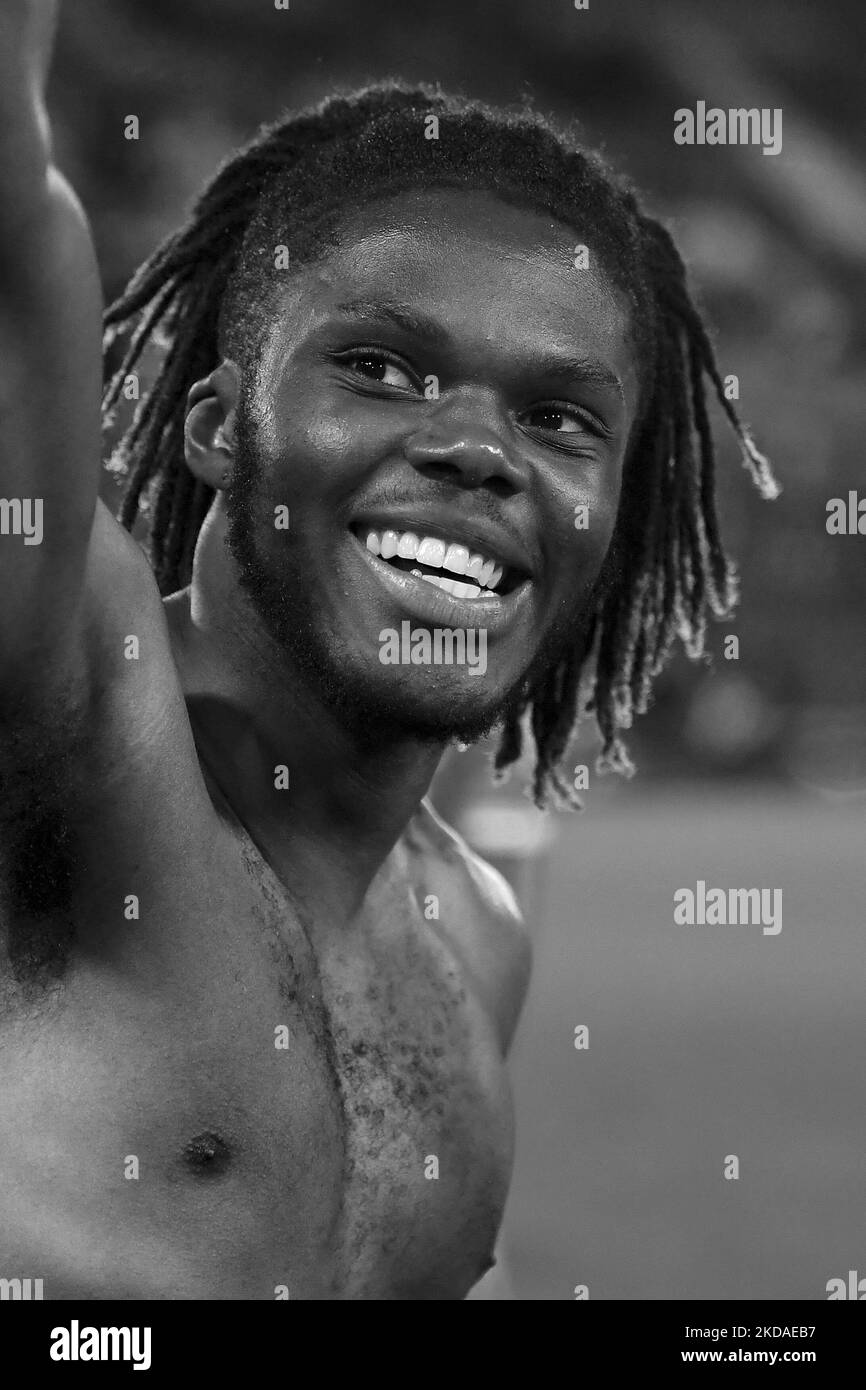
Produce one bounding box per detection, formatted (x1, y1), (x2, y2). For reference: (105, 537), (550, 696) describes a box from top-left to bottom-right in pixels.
(405, 797), (532, 1055)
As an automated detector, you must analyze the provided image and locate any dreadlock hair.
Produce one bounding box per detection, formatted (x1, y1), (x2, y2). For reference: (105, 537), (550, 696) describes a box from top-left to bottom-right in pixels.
(103, 81), (779, 808)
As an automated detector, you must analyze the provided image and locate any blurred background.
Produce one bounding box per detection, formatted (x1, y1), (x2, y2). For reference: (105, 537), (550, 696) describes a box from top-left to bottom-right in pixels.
(50, 0), (866, 1298)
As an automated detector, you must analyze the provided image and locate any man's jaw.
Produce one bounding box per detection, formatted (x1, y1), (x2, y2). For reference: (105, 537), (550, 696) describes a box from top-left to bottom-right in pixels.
(223, 457), (561, 747)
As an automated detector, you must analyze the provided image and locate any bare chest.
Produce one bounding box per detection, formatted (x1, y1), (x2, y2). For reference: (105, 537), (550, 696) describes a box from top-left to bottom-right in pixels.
(313, 893), (514, 1298)
(221, 823), (514, 1298)
(0, 828), (513, 1300)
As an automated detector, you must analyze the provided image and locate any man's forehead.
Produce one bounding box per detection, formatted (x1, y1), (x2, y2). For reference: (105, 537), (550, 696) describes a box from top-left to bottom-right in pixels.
(261, 193), (635, 414)
(262, 196), (623, 379)
(312, 192), (625, 324)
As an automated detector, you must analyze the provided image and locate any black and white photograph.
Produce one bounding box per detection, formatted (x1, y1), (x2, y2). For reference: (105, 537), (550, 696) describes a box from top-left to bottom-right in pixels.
(0, 0), (864, 1353)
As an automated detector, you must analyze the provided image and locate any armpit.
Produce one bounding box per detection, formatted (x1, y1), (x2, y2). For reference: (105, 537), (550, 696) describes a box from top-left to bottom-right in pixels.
(0, 696), (90, 985)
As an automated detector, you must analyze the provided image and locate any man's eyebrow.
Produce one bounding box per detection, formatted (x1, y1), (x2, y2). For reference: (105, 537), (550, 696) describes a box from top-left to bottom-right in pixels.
(333, 297), (451, 346)
(533, 352), (625, 400)
(333, 298), (624, 400)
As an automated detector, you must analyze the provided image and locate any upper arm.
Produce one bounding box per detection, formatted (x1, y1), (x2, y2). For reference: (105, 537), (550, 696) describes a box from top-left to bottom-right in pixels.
(0, 161), (105, 701)
(0, 506), (191, 983)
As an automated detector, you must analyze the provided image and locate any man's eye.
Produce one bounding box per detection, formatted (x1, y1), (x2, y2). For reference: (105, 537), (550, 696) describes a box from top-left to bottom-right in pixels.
(345, 353), (414, 390)
(524, 405), (585, 434)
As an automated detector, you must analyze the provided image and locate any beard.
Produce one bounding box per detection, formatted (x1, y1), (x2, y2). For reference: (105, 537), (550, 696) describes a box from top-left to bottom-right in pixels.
(224, 388), (613, 751)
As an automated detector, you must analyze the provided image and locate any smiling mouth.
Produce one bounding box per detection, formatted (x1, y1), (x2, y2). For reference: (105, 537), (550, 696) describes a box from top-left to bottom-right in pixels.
(349, 525), (525, 600)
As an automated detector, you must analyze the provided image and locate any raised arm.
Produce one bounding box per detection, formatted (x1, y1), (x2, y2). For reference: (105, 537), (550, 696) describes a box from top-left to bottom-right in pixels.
(0, 0), (104, 704)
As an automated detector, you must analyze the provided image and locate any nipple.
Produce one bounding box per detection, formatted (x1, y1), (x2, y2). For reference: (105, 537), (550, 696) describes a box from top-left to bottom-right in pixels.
(182, 1131), (232, 1176)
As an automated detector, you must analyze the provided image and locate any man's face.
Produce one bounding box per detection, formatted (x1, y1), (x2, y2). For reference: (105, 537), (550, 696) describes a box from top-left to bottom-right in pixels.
(224, 187), (639, 742)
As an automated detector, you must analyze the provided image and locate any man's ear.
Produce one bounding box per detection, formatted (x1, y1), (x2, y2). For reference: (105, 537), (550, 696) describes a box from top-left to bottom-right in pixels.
(184, 359), (241, 488)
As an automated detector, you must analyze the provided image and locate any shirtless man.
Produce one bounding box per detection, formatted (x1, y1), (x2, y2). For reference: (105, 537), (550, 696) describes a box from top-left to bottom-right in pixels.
(0, 3), (775, 1299)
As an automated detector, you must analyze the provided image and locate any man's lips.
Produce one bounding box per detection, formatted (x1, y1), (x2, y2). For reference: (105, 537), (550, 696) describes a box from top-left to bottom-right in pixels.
(346, 527), (533, 636)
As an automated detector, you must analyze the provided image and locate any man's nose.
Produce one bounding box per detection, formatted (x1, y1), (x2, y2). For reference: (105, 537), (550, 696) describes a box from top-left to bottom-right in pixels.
(402, 396), (531, 494)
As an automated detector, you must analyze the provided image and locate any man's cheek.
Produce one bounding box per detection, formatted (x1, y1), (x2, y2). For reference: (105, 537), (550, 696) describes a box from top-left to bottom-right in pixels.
(298, 412), (356, 463)
(555, 496), (617, 582)
(272, 381), (380, 463)
(546, 459), (618, 536)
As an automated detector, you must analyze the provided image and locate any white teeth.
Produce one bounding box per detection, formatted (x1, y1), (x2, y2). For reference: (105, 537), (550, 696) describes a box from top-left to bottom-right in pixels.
(419, 574), (483, 599)
(443, 543), (470, 576)
(416, 536), (447, 568)
(421, 573), (456, 593)
(360, 525), (507, 592)
(416, 573), (498, 600)
(397, 532), (420, 560)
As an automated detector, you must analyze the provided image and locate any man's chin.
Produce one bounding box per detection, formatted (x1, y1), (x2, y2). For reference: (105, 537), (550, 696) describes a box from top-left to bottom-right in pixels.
(360, 679), (516, 747)
(225, 475), (575, 750)
(228, 573), (517, 748)
(293, 654), (520, 749)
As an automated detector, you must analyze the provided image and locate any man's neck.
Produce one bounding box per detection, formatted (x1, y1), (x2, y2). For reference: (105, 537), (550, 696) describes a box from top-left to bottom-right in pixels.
(164, 585), (445, 926)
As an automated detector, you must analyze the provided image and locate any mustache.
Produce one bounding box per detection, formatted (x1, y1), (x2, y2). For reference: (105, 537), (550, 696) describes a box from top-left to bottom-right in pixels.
(350, 480), (535, 562)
